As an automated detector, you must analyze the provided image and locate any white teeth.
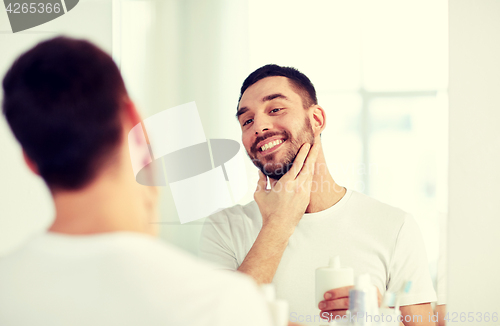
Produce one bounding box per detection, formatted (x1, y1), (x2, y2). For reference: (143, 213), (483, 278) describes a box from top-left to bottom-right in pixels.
(260, 139), (283, 151)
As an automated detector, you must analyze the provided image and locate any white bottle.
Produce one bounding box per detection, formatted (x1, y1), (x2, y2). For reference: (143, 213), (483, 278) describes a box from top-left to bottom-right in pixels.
(315, 256), (354, 307)
(260, 284), (289, 326)
(348, 273), (379, 326)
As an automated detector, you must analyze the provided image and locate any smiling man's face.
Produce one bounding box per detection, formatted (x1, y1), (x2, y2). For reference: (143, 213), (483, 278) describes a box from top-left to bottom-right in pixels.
(237, 76), (315, 180)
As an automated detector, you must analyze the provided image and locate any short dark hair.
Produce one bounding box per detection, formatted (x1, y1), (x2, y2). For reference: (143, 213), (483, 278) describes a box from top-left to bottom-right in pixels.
(2, 37), (127, 190)
(238, 64), (317, 109)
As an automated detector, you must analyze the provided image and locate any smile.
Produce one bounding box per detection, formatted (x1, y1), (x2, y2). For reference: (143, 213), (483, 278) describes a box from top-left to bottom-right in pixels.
(259, 139), (284, 153)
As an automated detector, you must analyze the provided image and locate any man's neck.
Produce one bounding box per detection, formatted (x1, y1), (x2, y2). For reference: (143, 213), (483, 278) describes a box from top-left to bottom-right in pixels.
(305, 174), (346, 213)
(305, 151), (346, 214)
(48, 165), (156, 236)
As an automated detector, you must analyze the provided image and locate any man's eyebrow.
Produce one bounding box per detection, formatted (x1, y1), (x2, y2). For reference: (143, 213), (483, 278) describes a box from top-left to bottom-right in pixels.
(236, 93), (290, 119)
(262, 93), (290, 102)
(235, 107), (249, 119)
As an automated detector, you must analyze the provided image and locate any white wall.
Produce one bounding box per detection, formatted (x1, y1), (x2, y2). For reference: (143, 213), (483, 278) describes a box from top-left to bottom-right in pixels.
(116, 0), (252, 254)
(0, 0), (112, 256)
(448, 0), (500, 322)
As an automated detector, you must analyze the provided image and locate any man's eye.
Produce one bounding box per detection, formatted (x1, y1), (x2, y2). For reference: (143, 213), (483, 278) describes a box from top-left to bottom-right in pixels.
(243, 118), (253, 126)
(271, 108), (282, 113)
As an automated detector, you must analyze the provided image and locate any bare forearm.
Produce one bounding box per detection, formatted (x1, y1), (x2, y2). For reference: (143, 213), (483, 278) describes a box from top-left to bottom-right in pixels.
(240, 144), (318, 284)
(435, 305), (446, 326)
(237, 223), (293, 284)
(400, 303), (436, 326)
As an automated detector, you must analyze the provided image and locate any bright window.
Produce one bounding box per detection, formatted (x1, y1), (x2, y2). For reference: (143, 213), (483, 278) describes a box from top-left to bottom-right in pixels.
(249, 0), (448, 285)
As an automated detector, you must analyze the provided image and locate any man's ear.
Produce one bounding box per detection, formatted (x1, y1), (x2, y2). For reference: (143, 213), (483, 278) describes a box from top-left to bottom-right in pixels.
(22, 150), (40, 176)
(122, 96), (142, 128)
(310, 105), (326, 136)
(122, 96), (151, 149)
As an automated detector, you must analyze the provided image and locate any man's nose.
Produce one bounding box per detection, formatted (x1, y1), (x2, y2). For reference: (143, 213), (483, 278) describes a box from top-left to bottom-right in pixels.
(253, 115), (272, 135)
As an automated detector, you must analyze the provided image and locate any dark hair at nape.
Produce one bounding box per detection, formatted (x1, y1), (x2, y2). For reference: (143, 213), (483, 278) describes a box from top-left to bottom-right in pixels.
(238, 64), (318, 109)
(2, 36), (127, 190)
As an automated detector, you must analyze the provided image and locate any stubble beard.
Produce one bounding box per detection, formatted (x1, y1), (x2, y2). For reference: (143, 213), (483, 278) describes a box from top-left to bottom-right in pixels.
(248, 117), (315, 180)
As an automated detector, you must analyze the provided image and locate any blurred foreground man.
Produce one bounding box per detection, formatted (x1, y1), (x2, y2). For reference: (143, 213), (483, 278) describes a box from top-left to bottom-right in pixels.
(0, 37), (273, 326)
(200, 65), (437, 326)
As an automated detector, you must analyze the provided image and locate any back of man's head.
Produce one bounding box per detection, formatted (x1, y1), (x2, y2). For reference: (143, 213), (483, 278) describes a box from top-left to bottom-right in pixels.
(2, 37), (127, 191)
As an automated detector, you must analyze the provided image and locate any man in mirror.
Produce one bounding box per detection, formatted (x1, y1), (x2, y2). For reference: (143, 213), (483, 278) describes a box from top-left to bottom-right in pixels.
(200, 64), (437, 326)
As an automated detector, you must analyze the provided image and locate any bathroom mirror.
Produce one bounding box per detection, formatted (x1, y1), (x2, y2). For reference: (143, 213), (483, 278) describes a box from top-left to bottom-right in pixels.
(115, 0), (448, 306)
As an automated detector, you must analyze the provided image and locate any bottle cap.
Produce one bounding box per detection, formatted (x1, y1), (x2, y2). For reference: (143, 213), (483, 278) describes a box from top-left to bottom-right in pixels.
(260, 283), (276, 301)
(329, 256), (341, 269)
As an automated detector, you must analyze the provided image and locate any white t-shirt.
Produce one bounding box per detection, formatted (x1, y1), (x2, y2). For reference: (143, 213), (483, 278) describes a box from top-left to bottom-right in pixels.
(200, 189), (437, 324)
(0, 231), (273, 326)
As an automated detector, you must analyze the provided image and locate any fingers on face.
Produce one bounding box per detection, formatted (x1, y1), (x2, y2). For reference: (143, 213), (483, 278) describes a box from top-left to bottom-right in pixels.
(254, 171), (268, 201)
(291, 143), (319, 186)
(256, 170), (267, 191)
(300, 143), (320, 179)
(286, 143), (311, 180)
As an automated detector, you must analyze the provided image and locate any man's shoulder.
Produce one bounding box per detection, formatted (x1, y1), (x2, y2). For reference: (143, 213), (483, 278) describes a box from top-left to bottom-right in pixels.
(201, 201), (262, 248)
(0, 232), (205, 276)
(103, 233), (243, 280)
(25, 232), (254, 290)
(348, 190), (410, 224)
(129, 235), (264, 302)
(0, 232), (270, 326)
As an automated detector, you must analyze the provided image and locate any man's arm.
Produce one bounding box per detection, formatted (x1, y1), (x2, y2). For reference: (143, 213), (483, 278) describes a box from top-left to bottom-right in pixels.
(387, 215), (437, 324)
(400, 303), (436, 326)
(434, 304), (446, 326)
(237, 220), (293, 283)
(237, 143), (319, 284)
